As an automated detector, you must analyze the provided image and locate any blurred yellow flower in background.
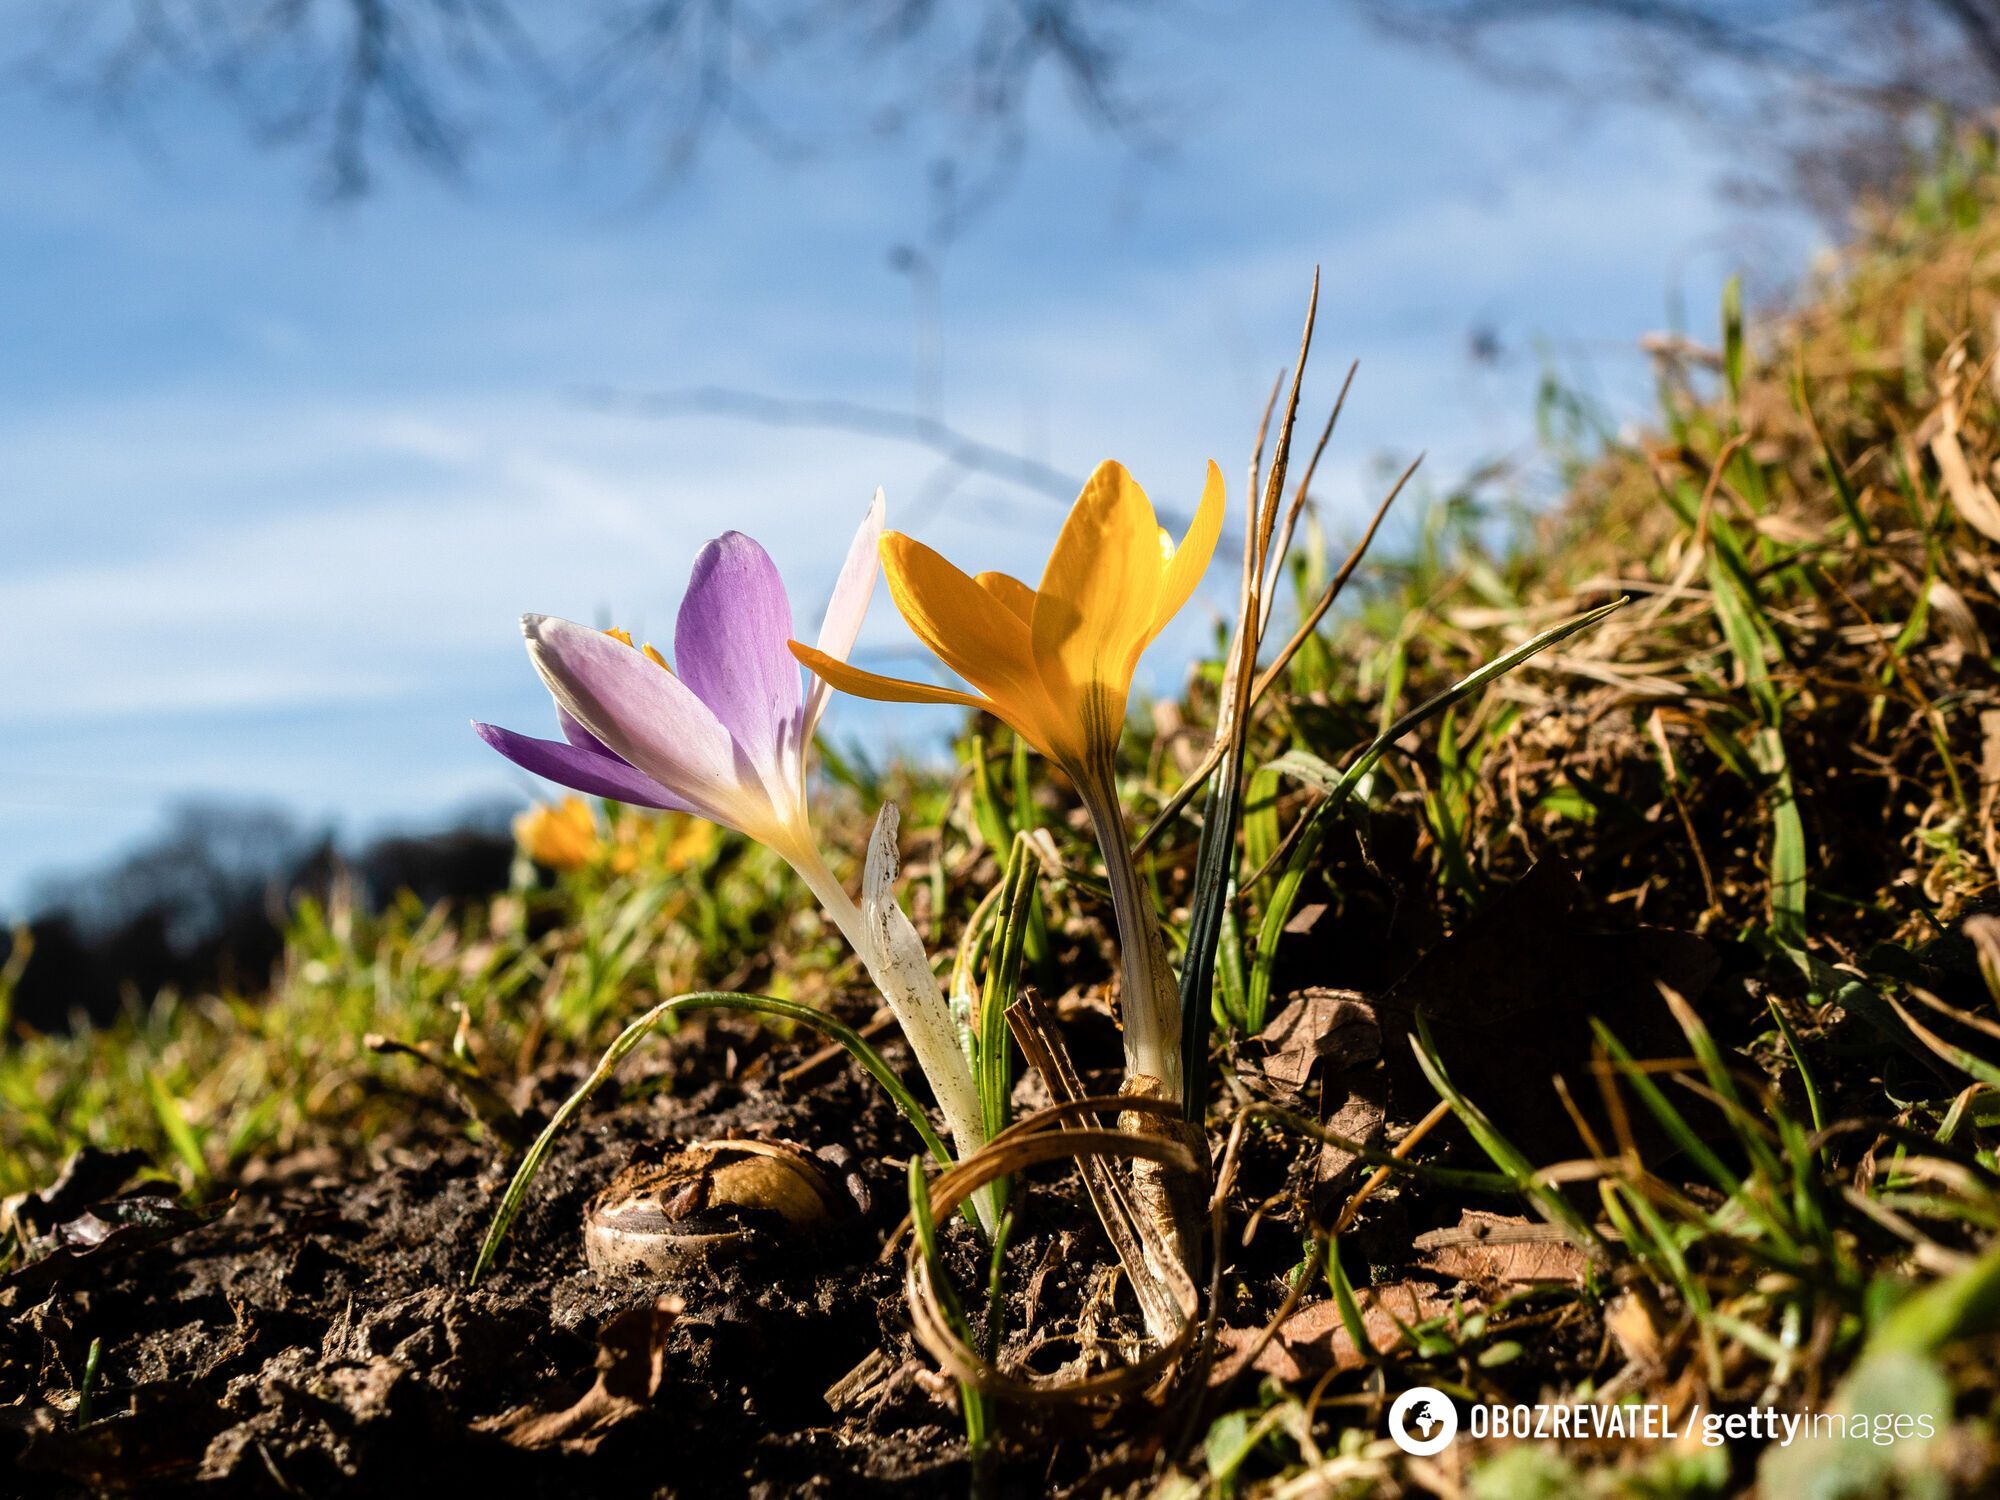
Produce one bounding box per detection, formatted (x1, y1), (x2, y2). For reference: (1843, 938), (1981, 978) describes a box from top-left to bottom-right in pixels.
(791, 458), (1224, 781)
(605, 809), (716, 875)
(515, 797), (719, 877)
(514, 796), (600, 870)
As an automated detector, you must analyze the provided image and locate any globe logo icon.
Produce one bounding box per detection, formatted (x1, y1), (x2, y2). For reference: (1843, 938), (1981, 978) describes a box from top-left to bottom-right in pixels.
(1388, 1386), (1459, 1456)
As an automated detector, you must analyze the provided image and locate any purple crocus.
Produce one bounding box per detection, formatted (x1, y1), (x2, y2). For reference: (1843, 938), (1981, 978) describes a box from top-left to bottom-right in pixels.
(474, 497), (989, 1216)
(474, 498), (880, 853)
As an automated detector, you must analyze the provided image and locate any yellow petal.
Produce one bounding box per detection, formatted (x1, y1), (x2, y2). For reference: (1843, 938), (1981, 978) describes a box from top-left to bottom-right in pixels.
(1030, 460), (1165, 764)
(1151, 459), (1226, 639)
(882, 535), (1064, 745)
(974, 570), (1037, 625)
(883, 536), (1032, 686)
(789, 641), (977, 707)
(790, 641), (1057, 758)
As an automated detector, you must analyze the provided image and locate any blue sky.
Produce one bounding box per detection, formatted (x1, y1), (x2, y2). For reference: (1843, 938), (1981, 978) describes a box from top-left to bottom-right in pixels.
(0, 4), (1816, 909)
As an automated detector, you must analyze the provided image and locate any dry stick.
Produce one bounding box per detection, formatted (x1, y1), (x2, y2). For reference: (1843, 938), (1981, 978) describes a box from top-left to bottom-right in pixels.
(1213, 288), (1322, 872)
(1553, 1072), (1614, 1166)
(1333, 1098), (1453, 1234)
(1247, 369), (1287, 528)
(1249, 452), (1422, 706)
(1242, 282), (1316, 618)
(1259, 359), (1359, 640)
(1174, 278), (1321, 1127)
(901, 1120), (1198, 1404)
(1005, 991), (1192, 1343)
(1135, 459), (1417, 858)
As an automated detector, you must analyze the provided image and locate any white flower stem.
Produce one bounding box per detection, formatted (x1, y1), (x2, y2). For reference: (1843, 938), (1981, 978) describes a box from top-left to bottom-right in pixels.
(785, 836), (995, 1232)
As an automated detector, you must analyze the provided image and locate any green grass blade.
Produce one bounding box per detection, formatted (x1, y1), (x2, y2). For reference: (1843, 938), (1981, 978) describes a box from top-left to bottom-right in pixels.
(143, 1069), (209, 1187)
(1410, 1015), (1604, 1254)
(1179, 710), (1254, 1118)
(909, 1156), (990, 1463)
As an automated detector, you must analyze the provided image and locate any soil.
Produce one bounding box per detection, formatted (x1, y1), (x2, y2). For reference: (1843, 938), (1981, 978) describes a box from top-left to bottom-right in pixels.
(0, 1003), (1342, 1499)
(1, 862), (1721, 1498)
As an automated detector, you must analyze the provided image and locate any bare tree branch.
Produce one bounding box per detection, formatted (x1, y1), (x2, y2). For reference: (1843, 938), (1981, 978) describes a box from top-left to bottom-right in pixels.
(573, 380), (1085, 499)
(1367, 0), (2000, 217)
(572, 380), (1237, 550)
(14, 0), (1169, 202)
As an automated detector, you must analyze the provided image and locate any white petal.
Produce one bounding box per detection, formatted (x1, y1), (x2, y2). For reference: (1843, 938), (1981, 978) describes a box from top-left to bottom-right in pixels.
(803, 489), (884, 739)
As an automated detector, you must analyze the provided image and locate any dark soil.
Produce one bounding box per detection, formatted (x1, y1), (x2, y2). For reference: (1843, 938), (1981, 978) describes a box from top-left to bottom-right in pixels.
(0, 1003), (1344, 1499)
(1, 862), (1733, 1499)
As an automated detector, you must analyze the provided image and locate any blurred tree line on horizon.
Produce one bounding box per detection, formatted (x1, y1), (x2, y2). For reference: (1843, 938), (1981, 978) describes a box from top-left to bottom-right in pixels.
(7, 802), (513, 1036)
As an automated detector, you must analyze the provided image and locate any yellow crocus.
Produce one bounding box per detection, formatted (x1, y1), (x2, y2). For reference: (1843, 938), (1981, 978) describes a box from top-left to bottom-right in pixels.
(514, 796), (600, 871)
(791, 459), (1225, 1100)
(791, 459), (1223, 780)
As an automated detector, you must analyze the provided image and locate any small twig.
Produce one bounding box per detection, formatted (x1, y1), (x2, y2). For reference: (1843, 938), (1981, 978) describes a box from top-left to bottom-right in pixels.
(1334, 1099), (1452, 1233)
(1005, 991), (1192, 1342)
(1136, 457), (1414, 857)
(1259, 359), (1359, 638)
(1249, 453), (1422, 706)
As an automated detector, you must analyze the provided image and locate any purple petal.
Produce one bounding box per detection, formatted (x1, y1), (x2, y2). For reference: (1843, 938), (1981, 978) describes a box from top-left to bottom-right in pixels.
(522, 615), (748, 815)
(474, 721), (692, 812)
(558, 707), (614, 756)
(675, 532), (801, 773)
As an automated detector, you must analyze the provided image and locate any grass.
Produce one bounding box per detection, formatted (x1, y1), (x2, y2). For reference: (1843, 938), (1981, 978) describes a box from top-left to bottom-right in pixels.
(9, 124), (2000, 1495)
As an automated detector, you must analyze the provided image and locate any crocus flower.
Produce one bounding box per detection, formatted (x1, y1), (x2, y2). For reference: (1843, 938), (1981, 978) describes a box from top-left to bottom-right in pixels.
(791, 460), (1225, 1101)
(474, 499), (989, 1219)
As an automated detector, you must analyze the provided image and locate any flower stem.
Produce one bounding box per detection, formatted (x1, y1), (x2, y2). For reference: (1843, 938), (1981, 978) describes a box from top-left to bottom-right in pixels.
(1077, 769), (1183, 1102)
(786, 838), (995, 1230)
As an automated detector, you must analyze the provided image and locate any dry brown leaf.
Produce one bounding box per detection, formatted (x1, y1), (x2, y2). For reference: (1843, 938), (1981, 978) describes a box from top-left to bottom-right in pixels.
(474, 1295), (682, 1454)
(1929, 399), (2000, 541)
(1231, 988), (1387, 1212)
(1235, 988), (1379, 1097)
(1213, 1281), (1452, 1383)
(0, 1149), (148, 1241)
(1414, 1210), (1588, 1287)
